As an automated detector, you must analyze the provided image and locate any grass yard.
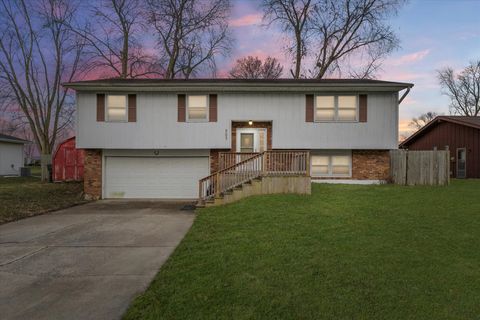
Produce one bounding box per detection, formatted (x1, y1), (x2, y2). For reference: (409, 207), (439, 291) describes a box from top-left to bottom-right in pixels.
(0, 176), (87, 224)
(125, 180), (480, 320)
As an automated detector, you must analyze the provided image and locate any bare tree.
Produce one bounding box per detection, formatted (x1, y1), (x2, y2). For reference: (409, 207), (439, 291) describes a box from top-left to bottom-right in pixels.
(0, 0), (84, 180)
(262, 0), (311, 79)
(229, 56), (283, 79)
(438, 61), (480, 116)
(70, 0), (158, 78)
(262, 0), (404, 79)
(409, 112), (438, 130)
(146, 0), (232, 79)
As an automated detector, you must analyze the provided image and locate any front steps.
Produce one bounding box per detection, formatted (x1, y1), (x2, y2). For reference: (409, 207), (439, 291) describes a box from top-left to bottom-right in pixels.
(197, 175), (311, 208)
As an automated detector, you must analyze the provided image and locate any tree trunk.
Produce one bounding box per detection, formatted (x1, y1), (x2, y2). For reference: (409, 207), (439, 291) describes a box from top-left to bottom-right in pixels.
(294, 31), (302, 79)
(40, 153), (52, 182)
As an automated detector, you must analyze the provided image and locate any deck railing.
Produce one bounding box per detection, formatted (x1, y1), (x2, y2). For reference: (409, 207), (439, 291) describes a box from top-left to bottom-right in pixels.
(199, 150), (310, 201)
(219, 152), (258, 170)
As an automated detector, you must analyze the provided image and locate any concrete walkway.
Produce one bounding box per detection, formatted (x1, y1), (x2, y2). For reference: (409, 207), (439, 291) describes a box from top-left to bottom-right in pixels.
(0, 201), (195, 320)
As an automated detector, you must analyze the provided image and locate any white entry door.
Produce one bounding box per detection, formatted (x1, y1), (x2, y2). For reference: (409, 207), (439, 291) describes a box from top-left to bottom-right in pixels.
(236, 128), (267, 153)
(104, 156), (209, 199)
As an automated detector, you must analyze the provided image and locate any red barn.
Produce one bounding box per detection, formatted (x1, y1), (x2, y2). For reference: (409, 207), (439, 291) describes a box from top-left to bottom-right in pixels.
(52, 137), (85, 181)
(400, 116), (480, 179)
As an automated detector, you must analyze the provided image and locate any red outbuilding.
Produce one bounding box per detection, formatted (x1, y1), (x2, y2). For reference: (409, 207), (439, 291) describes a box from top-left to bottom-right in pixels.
(400, 116), (480, 179)
(52, 136), (85, 182)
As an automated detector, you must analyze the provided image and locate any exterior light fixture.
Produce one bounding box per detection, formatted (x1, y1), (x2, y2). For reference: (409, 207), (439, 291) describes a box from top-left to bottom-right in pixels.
(248, 120), (253, 126)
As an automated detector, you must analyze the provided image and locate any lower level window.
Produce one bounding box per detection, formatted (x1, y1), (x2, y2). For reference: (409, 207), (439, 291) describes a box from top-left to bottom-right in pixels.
(311, 153), (351, 177)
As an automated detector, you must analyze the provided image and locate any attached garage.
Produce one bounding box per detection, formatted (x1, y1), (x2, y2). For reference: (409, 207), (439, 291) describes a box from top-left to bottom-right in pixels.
(103, 152), (209, 199)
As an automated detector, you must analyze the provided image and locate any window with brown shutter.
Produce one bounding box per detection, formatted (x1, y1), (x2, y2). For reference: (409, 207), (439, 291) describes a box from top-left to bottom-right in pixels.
(128, 94), (136, 122)
(96, 93), (105, 122)
(177, 94), (186, 122)
(305, 94), (314, 122)
(209, 94), (217, 122)
(359, 94), (367, 122)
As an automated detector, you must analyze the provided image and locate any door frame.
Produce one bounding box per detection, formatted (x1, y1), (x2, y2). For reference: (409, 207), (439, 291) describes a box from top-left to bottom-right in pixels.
(456, 147), (467, 179)
(236, 128), (267, 153)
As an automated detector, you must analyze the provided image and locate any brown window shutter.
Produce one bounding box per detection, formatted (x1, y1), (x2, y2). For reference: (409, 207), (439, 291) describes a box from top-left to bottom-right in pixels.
(128, 94), (136, 122)
(96, 94), (105, 122)
(178, 94), (186, 122)
(359, 94), (367, 122)
(305, 94), (314, 122)
(209, 94), (217, 122)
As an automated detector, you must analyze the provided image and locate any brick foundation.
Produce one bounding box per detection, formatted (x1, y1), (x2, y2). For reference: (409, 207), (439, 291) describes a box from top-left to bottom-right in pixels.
(209, 148), (230, 173)
(84, 149), (102, 200)
(352, 150), (390, 180)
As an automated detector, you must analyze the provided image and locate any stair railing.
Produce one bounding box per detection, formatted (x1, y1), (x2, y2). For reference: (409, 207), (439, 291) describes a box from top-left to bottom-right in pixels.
(199, 150), (310, 201)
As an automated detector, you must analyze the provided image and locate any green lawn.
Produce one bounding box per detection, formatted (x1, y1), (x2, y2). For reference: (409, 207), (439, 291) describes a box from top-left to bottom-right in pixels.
(125, 180), (480, 320)
(0, 177), (87, 224)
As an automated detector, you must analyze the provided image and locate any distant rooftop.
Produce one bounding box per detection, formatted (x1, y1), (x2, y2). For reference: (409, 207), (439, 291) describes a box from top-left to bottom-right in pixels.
(0, 133), (29, 144)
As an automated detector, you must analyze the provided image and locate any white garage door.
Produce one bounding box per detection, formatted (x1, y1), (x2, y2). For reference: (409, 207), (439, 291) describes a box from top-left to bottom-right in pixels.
(104, 156), (209, 199)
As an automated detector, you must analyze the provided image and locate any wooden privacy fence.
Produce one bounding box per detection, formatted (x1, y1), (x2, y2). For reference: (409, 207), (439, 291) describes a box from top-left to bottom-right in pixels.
(390, 150), (450, 186)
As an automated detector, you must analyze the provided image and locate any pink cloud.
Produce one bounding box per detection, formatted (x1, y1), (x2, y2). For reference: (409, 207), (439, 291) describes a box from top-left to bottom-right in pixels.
(390, 49), (430, 66)
(230, 14), (262, 27)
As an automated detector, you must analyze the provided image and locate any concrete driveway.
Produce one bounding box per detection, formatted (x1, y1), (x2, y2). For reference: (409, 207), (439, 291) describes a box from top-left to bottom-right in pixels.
(0, 201), (196, 320)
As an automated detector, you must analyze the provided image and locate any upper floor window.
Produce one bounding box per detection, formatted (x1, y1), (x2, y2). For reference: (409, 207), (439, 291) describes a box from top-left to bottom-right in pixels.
(187, 95), (208, 121)
(315, 95), (358, 122)
(107, 95), (127, 122)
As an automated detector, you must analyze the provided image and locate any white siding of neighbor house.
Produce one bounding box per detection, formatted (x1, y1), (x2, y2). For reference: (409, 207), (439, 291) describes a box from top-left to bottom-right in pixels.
(0, 142), (23, 175)
(76, 91), (399, 150)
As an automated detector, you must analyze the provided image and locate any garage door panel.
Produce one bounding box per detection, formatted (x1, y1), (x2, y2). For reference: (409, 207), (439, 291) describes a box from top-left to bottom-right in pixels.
(105, 157), (209, 199)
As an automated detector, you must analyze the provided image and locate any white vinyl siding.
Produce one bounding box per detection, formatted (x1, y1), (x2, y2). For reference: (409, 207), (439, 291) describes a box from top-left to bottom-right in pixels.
(315, 95), (358, 122)
(76, 92), (398, 150)
(107, 95), (127, 122)
(311, 151), (352, 177)
(187, 95), (208, 121)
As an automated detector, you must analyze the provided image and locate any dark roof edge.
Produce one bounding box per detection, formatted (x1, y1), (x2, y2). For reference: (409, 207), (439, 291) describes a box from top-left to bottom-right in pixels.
(0, 134), (29, 144)
(63, 78), (414, 90)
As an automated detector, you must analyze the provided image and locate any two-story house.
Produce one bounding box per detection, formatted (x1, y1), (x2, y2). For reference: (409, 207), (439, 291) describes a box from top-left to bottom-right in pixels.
(64, 78), (413, 200)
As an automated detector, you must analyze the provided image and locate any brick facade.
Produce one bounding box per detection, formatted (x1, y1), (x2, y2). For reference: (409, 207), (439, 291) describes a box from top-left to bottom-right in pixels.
(84, 149), (102, 200)
(209, 148), (230, 173)
(311, 150), (390, 181)
(352, 150), (390, 180)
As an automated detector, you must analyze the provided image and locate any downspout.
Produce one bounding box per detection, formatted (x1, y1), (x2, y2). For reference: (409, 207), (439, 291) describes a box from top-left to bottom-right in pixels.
(398, 86), (412, 105)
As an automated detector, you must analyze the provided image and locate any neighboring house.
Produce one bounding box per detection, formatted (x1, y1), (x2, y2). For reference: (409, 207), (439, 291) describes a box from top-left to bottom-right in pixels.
(0, 133), (28, 176)
(64, 78), (413, 200)
(400, 116), (480, 179)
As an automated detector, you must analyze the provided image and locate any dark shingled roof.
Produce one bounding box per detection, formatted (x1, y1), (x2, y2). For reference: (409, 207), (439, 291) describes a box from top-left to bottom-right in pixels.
(400, 116), (480, 147)
(0, 133), (29, 144)
(64, 77), (413, 88)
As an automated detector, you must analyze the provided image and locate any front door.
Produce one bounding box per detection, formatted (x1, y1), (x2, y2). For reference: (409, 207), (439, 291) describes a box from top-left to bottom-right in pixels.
(457, 148), (466, 178)
(236, 128), (267, 153)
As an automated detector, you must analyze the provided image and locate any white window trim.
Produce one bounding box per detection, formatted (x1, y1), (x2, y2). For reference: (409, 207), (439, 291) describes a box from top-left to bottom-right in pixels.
(186, 94), (209, 122)
(106, 94), (128, 123)
(311, 151), (352, 178)
(314, 94), (359, 123)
